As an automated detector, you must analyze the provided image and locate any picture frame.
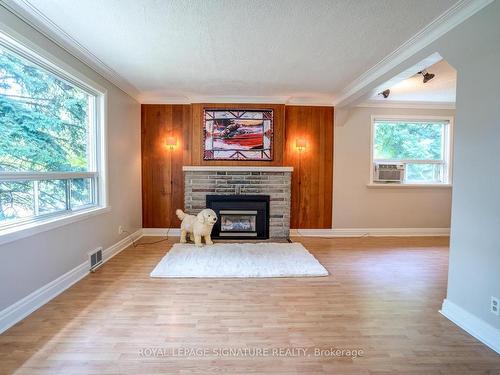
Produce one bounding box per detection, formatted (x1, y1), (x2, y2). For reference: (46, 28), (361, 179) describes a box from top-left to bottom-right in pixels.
(203, 109), (273, 161)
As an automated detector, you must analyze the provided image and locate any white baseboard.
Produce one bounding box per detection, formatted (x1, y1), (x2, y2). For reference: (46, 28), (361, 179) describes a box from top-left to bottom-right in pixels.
(440, 299), (500, 354)
(103, 229), (143, 262)
(0, 229), (143, 334)
(145, 228), (449, 238)
(290, 228), (450, 237)
(142, 228), (180, 236)
(0, 258), (89, 335)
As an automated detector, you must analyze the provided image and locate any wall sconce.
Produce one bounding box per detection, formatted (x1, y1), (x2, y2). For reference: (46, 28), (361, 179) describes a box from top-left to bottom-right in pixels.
(165, 136), (177, 151)
(295, 138), (307, 152)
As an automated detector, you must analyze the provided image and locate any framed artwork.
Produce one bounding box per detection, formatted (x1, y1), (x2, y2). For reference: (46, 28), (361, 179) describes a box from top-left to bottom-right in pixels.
(203, 109), (273, 161)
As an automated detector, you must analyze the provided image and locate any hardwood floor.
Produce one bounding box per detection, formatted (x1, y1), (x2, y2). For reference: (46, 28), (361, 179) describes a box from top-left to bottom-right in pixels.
(0, 236), (498, 374)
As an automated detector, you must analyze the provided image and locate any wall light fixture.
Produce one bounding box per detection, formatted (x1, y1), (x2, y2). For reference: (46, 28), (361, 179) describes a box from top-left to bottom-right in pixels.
(165, 136), (177, 151)
(296, 138), (307, 152)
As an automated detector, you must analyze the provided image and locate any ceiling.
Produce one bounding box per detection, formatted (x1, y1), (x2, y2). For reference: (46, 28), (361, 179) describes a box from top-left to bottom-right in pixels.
(370, 60), (457, 104)
(10, 0), (464, 104)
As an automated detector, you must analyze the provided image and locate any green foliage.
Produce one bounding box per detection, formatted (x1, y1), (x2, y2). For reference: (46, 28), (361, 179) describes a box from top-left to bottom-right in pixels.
(405, 163), (442, 183)
(0, 45), (91, 221)
(374, 121), (443, 161)
(374, 121), (445, 182)
(0, 47), (89, 172)
(0, 181), (34, 220)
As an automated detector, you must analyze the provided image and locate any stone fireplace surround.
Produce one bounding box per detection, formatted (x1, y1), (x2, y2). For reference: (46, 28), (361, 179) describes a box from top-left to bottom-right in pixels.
(183, 166), (292, 238)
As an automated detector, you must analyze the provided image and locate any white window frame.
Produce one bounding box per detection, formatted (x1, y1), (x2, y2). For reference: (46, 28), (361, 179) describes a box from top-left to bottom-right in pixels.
(369, 115), (453, 187)
(0, 28), (109, 245)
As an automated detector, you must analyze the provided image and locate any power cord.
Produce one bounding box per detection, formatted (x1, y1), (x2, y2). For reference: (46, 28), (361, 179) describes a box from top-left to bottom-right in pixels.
(294, 229), (370, 239)
(133, 228), (171, 247)
(119, 227), (172, 247)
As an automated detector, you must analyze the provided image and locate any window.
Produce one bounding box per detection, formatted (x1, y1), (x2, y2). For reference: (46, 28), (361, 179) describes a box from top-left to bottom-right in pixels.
(0, 33), (106, 232)
(371, 116), (452, 185)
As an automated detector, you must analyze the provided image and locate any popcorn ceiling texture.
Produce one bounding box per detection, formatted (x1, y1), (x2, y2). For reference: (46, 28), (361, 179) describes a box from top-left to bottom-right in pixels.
(184, 170), (291, 238)
(26, 0), (460, 104)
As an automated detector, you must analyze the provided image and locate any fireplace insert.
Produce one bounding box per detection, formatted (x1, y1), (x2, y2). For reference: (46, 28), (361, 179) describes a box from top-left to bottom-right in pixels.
(206, 195), (269, 240)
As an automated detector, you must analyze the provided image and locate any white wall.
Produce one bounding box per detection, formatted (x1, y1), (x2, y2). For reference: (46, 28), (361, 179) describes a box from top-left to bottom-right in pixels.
(0, 7), (142, 311)
(334, 106), (454, 229)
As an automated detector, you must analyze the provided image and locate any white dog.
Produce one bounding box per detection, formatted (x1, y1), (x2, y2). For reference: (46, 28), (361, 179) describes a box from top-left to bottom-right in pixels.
(176, 208), (218, 247)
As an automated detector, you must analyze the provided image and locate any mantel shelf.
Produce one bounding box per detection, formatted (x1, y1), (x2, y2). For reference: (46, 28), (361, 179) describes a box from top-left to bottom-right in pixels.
(182, 166), (293, 172)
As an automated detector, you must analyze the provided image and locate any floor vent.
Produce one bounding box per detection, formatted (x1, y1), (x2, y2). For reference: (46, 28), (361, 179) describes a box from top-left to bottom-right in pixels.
(89, 247), (103, 271)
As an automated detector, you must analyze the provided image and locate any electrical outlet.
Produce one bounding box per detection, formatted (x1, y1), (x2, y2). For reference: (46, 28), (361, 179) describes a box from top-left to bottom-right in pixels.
(491, 296), (500, 316)
(118, 225), (125, 235)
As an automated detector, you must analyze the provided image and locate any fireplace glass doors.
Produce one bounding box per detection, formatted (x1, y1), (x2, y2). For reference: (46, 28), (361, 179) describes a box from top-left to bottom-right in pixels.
(220, 210), (257, 234)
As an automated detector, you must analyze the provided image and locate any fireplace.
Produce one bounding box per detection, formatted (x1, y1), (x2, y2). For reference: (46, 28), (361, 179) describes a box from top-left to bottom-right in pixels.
(184, 166), (292, 238)
(206, 195), (269, 240)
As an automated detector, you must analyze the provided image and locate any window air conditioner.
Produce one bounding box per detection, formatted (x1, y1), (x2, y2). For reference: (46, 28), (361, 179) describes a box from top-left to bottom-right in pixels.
(374, 163), (405, 183)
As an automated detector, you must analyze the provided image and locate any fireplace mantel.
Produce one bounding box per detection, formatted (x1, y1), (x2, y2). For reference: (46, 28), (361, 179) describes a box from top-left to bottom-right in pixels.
(182, 166), (293, 172)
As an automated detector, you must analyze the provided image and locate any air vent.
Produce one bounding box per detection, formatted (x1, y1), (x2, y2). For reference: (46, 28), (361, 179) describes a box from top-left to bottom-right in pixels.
(379, 169), (402, 181)
(89, 247), (103, 271)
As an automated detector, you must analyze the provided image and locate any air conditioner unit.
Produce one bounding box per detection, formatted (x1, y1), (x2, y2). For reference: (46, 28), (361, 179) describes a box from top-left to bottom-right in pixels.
(374, 163), (405, 183)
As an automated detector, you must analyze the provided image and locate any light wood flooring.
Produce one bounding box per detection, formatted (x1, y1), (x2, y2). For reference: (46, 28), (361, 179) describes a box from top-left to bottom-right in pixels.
(0, 236), (499, 374)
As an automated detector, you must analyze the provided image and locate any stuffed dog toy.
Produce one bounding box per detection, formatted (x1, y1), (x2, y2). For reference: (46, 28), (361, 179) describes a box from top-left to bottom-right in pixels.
(176, 209), (218, 247)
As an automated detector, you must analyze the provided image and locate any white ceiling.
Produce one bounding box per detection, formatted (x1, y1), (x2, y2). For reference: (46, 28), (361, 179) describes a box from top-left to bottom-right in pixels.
(370, 59), (457, 103)
(13, 0), (463, 104)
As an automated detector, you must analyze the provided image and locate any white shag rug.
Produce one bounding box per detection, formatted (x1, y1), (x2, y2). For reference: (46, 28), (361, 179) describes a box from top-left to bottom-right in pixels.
(150, 242), (328, 278)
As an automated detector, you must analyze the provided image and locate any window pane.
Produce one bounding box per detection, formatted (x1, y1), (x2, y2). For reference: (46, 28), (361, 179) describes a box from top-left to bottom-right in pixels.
(38, 180), (67, 214)
(70, 178), (93, 208)
(0, 181), (34, 223)
(374, 121), (445, 160)
(406, 163), (444, 183)
(0, 44), (92, 172)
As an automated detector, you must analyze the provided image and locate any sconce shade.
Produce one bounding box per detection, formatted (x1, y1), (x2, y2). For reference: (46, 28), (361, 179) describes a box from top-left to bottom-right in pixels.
(166, 136), (177, 150)
(295, 138), (307, 151)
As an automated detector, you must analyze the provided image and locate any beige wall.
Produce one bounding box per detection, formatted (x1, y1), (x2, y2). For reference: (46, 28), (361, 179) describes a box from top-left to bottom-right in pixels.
(333, 106), (454, 229)
(0, 6), (142, 311)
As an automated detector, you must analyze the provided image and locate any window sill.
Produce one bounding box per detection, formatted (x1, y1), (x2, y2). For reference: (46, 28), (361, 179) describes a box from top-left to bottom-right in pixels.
(0, 206), (111, 246)
(367, 183), (452, 189)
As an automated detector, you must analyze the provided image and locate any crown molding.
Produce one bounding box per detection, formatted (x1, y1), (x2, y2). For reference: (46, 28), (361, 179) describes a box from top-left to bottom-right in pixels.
(285, 97), (335, 106)
(357, 100), (456, 110)
(139, 94), (334, 106)
(189, 95), (335, 106)
(140, 95), (289, 105)
(189, 95), (290, 104)
(139, 96), (192, 105)
(333, 0), (494, 107)
(1, 0), (141, 100)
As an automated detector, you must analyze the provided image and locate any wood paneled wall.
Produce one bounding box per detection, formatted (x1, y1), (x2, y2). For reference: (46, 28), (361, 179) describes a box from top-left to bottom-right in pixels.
(141, 103), (333, 229)
(141, 105), (191, 228)
(284, 106), (334, 229)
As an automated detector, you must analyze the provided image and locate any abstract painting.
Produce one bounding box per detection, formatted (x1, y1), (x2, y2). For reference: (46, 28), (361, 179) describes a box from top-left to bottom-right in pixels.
(203, 109), (273, 161)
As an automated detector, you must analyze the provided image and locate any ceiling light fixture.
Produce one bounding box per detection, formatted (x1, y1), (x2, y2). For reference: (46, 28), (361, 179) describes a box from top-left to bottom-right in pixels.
(379, 89), (390, 99)
(418, 70), (435, 83)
